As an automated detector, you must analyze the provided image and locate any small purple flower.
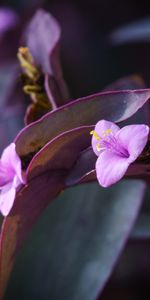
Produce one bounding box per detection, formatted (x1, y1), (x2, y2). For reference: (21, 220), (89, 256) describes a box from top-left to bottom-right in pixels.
(91, 120), (149, 187)
(0, 143), (25, 216)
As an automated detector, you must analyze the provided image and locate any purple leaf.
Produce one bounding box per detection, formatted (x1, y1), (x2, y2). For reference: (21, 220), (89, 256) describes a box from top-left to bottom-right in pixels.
(0, 126), (92, 297)
(0, 170), (64, 300)
(65, 147), (96, 186)
(103, 75), (145, 91)
(103, 75), (149, 127)
(65, 143), (150, 187)
(15, 89), (150, 157)
(5, 181), (146, 300)
(27, 126), (92, 181)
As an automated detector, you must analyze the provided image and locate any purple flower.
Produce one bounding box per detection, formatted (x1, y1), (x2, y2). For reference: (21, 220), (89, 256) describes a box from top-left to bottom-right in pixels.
(0, 143), (25, 216)
(91, 120), (149, 187)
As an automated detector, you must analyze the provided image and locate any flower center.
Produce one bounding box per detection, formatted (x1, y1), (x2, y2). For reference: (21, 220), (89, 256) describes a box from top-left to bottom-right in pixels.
(91, 129), (129, 157)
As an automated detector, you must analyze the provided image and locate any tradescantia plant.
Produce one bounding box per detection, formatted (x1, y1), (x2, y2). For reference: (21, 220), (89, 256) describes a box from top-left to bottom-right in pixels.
(0, 8), (150, 300)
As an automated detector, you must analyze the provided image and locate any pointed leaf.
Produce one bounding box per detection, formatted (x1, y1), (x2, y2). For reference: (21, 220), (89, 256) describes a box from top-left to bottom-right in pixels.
(15, 89), (150, 156)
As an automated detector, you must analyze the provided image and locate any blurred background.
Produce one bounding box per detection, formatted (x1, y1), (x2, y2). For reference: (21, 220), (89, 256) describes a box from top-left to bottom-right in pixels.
(1, 0), (150, 97)
(0, 0), (150, 299)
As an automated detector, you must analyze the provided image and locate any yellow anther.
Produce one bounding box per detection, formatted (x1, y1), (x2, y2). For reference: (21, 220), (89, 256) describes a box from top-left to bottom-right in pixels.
(19, 47), (29, 56)
(102, 129), (112, 137)
(18, 47), (34, 65)
(23, 84), (42, 95)
(90, 130), (101, 141)
(17, 47), (39, 80)
(96, 142), (101, 151)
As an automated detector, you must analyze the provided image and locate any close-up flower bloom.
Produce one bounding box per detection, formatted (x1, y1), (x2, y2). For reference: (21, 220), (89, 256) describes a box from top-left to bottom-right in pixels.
(0, 143), (25, 216)
(91, 120), (149, 187)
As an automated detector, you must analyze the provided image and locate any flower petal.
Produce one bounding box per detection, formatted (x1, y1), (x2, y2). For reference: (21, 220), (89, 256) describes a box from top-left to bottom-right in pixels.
(0, 182), (16, 216)
(1, 143), (16, 166)
(116, 124), (149, 162)
(1, 143), (25, 184)
(92, 120), (120, 156)
(96, 150), (130, 187)
(0, 162), (9, 186)
(12, 175), (23, 189)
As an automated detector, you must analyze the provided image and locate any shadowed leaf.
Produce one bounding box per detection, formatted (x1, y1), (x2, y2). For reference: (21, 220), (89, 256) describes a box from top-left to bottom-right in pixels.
(65, 147), (96, 186)
(5, 181), (146, 300)
(65, 146), (150, 187)
(27, 126), (92, 181)
(110, 17), (150, 45)
(0, 126), (92, 299)
(0, 171), (64, 300)
(104, 75), (145, 91)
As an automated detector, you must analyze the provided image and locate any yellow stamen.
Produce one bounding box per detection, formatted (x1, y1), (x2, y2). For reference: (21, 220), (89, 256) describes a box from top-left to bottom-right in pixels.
(91, 128), (113, 152)
(17, 47), (39, 80)
(19, 47), (29, 56)
(102, 129), (112, 137)
(23, 84), (43, 95)
(90, 130), (101, 140)
(96, 143), (101, 151)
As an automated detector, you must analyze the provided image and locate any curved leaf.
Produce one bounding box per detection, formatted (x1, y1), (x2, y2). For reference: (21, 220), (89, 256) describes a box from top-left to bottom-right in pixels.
(15, 89), (150, 156)
(65, 147), (150, 187)
(0, 126), (92, 299)
(66, 122), (150, 186)
(65, 147), (96, 186)
(27, 126), (92, 181)
(0, 171), (64, 300)
(103, 75), (145, 91)
(5, 181), (146, 300)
